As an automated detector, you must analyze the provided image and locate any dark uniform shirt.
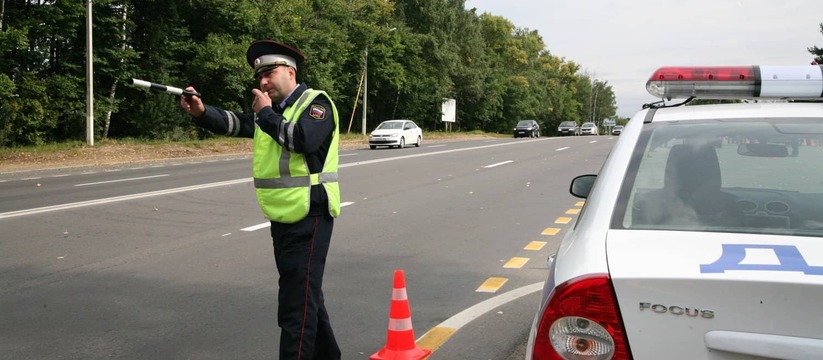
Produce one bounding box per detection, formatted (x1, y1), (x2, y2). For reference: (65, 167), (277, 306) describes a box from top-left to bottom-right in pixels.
(193, 83), (336, 217)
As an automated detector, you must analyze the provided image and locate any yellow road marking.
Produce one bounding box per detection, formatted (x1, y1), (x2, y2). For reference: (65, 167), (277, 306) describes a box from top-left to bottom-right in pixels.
(417, 326), (457, 355)
(541, 227), (561, 236)
(566, 208), (581, 215)
(575, 201), (585, 207)
(504, 257), (529, 269)
(524, 241), (546, 251)
(555, 217), (572, 224)
(476, 277), (508, 292)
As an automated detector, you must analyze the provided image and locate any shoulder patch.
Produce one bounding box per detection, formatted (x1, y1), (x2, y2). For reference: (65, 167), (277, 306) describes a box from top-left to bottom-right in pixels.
(309, 104), (326, 120)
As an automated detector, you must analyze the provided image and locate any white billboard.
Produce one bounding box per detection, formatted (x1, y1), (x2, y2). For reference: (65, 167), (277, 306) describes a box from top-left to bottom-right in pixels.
(441, 98), (456, 123)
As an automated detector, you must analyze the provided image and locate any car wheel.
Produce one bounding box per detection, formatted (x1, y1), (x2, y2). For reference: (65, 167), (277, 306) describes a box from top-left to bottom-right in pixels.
(399, 137), (405, 149)
(370, 145), (376, 150)
(536, 131), (540, 137)
(416, 135), (421, 147)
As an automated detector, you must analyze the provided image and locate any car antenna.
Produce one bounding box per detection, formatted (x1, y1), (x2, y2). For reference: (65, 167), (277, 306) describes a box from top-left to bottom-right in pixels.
(643, 96), (695, 109)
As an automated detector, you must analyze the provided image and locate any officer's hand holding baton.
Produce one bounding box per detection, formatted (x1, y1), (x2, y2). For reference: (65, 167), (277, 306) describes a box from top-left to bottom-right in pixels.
(179, 86), (205, 118)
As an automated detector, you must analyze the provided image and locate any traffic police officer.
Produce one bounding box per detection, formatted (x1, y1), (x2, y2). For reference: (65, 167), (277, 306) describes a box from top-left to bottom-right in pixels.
(179, 40), (342, 360)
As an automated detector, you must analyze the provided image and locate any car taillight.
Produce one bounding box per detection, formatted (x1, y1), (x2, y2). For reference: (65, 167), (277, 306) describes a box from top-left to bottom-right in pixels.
(532, 274), (631, 360)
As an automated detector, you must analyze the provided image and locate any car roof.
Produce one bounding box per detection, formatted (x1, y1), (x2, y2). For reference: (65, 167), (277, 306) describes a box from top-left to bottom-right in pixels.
(640, 102), (823, 122)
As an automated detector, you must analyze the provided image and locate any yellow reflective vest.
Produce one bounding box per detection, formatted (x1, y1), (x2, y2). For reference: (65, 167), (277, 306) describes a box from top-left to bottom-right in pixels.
(252, 89), (340, 223)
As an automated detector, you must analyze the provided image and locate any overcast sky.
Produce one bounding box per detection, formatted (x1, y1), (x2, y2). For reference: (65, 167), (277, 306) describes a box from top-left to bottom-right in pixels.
(464, 0), (823, 118)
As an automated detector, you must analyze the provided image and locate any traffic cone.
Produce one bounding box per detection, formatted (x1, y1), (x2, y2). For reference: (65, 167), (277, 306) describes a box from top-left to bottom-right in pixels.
(370, 270), (432, 360)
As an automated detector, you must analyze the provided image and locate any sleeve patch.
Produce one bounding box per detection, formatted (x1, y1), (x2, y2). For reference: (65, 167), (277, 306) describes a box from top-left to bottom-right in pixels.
(309, 104), (326, 120)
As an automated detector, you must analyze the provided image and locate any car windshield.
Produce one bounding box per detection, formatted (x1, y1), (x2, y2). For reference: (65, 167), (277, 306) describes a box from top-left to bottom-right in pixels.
(560, 121), (576, 127)
(582, 123), (594, 128)
(377, 121), (404, 130)
(517, 121), (533, 127)
(614, 118), (823, 237)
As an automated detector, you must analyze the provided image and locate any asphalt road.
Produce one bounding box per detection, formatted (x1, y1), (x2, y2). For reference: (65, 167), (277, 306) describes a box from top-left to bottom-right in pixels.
(0, 135), (615, 359)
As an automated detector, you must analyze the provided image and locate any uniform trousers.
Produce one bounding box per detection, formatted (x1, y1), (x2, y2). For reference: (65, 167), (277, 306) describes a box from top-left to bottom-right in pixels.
(270, 214), (340, 360)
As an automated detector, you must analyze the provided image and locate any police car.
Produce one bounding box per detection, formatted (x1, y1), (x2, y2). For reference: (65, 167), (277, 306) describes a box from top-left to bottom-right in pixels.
(526, 66), (823, 360)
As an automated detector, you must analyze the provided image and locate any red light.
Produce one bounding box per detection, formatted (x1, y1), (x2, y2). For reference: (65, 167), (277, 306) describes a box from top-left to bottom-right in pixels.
(649, 66), (755, 82)
(531, 274), (632, 360)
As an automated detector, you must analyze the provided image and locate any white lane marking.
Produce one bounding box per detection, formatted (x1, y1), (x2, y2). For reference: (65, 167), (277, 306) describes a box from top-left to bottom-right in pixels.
(341, 138), (543, 168)
(240, 202), (356, 232)
(588, 140), (598, 144)
(483, 160), (513, 168)
(419, 282), (542, 334)
(556, 147), (570, 151)
(241, 222), (270, 232)
(74, 174), (170, 187)
(0, 178), (251, 220)
(340, 153), (358, 157)
(2, 140), (547, 219)
(427, 144), (447, 148)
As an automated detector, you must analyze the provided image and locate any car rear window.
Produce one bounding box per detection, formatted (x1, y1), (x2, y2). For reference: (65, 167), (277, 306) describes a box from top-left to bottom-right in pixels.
(614, 118), (823, 237)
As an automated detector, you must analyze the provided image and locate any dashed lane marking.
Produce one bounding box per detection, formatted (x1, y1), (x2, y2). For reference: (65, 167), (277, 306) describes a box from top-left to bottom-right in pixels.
(503, 257), (529, 269)
(75, 174), (170, 187)
(476, 277), (508, 293)
(483, 160), (514, 168)
(575, 201), (585, 207)
(555, 217), (572, 224)
(418, 282), (543, 355)
(524, 241), (546, 251)
(541, 227), (561, 236)
(241, 223), (270, 232)
(239, 202), (355, 233)
(417, 327), (456, 356)
(566, 208), (581, 215)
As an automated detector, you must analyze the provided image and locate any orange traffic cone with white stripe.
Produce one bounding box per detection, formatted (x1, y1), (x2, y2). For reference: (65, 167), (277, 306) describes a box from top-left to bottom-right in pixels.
(371, 270), (432, 360)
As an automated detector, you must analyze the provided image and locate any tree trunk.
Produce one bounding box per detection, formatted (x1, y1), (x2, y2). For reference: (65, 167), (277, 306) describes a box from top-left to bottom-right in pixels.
(102, 4), (127, 140)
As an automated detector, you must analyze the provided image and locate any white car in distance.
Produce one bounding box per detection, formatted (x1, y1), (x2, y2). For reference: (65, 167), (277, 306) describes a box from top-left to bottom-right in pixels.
(368, 120), (423, 149)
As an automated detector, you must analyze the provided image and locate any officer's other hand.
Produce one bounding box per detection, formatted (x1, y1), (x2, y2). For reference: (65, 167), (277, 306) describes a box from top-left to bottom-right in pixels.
(252, 88), (272, 113)
(179, 87), (205, 118)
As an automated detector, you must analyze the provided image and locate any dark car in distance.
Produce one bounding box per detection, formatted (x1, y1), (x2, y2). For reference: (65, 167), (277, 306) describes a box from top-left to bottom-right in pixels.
(513, 120), (540, 138)
(557, 121), (580, 136)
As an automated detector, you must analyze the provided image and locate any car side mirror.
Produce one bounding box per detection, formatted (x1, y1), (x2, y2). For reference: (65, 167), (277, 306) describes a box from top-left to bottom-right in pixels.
(570, 174), (597, 198)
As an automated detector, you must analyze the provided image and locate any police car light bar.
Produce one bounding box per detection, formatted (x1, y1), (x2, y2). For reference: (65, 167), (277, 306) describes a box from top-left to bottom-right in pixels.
(646, 65), (823, 100)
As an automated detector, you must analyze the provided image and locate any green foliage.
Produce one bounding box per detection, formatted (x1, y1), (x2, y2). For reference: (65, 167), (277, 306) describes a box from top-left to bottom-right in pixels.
(1, 0), (625, 147)
(808, 23), (823, 64)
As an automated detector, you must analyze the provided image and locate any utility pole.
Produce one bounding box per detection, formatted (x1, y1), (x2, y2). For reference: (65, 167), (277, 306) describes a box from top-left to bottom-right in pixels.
(361, 27), (396, 135)
(590, 82), (600, 124)
(85, 0), (94, 146)
(361, 46), (368, 135)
